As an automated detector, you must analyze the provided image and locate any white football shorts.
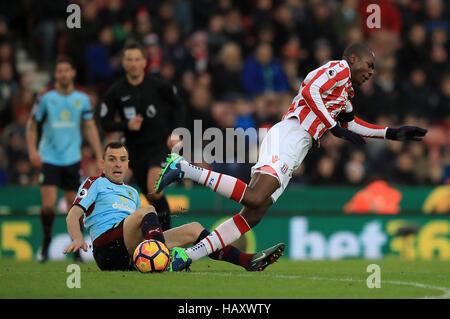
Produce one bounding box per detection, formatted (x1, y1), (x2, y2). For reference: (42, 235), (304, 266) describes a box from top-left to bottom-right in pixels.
(251, 117), (313, 203)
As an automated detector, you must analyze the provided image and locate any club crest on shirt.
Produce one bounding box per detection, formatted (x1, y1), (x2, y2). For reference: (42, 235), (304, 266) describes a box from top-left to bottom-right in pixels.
(127, 190), (134, 200)
(281, 163), (289, 174)
(327, 68), (336, 78)
(78, 188), (88, 198)
(146, 104), (157, 118)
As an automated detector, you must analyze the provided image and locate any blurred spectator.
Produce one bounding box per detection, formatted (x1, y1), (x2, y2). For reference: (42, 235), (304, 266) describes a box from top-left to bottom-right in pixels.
(426, 43), (448, 87)
(401, 67), (435, 118)
(171, 0), (193, 36)
(302, 0), (338, 52)
(333, 0), (362, 46)
(391, 151), (420, 185)
(344, 151), (367, 186)
(85, 25), (118, 87)
(241, 42), (289, 97)
(207, 15), (229, 60)
(185, 31), (209, 74)
(211, 42), (243, 100)
(396, 23), (428, 79)
(143, 33), (163, 75)
(160, 21), (188, 80)
(0, 62), (19, 128)
(424, 0), (449, 34)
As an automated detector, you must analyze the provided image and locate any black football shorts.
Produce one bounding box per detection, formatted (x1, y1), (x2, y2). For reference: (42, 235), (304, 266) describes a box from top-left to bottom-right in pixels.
(40, 162), (82, 191)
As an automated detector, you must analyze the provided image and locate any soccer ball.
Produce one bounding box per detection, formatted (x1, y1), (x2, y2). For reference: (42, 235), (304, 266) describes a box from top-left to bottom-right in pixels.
(133, 240), (170, 273)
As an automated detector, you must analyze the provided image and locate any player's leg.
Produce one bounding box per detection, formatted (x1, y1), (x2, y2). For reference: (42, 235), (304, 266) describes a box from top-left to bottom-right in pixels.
(164, 222), (255, 268)
(180, 172), (276, 264)
(164, 218), (284, 271)
(62, 162), (84, 262)
(146, 166), (172, 231)
(39, 185), (58, 262)
(39, 163), (63, 262)
(156, 153), (279, 209)
(122, 206), (165, 256)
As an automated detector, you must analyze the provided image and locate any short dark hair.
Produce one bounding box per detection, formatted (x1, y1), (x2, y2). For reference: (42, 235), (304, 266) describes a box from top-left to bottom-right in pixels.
(122, 40), (147, 59)
(55, 57), (76, 69)
(343, 43), (374, 60)
(103, 141), (129, 158)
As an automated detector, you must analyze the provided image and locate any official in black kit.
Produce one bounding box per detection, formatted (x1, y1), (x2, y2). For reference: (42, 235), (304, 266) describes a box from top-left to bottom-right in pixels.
(99, 41), (185, 230)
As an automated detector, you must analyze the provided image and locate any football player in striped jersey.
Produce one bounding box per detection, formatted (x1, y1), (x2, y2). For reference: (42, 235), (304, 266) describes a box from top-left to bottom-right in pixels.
(155, 43), (427, 264)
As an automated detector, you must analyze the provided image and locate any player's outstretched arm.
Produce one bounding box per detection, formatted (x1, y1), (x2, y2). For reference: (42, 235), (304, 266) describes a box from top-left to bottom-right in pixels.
(329, 123), (366, 147)
(64, 205), (87, 254)
(385, 126), (428, 141)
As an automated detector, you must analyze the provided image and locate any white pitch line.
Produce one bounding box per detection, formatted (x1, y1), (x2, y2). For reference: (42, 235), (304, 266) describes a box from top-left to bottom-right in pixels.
(190, 272), (450, 299)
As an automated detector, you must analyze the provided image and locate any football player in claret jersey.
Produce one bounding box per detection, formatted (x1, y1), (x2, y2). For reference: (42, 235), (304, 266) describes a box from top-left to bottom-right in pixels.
(26, 57), (103, 263)
(64, 142), (285, 272)
(155, 43), (428, 267)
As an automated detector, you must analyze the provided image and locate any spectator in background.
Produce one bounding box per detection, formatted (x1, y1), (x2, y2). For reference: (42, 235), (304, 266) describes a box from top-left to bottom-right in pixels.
(427, 43), (448, 88)
(241, 42), (289, 97)
(85, 25), (118, 89)
(396, 23), (429, 79)
(130, 7), (153, 44)
(359, 0), (402, 49)
(206, 14), (229, 60)
(272, 4), (297, 56)
(143, 33), (163, 75)
(311, 39), (333, 69)
(0, 62), (18, 128)
(401, 67), (434, 118)
(223, 9), (247, 52)
(344, 151), (367, 186)
(65, 1), (102, 85)
(391, 151), (420, 185)
(333, 0), (362, 47)
(171, 0), (193, 36)
(211, 42), (243, 100)
(161, 21), (188, 81)
(424, 0), (449, 34)
(303, 0), (338, 52)
(185, 31), (209, 74)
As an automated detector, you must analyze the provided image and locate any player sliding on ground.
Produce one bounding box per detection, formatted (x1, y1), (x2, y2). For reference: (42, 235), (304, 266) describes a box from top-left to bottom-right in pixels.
(63, 141), (284, 272)
(156, 42), (428, 269)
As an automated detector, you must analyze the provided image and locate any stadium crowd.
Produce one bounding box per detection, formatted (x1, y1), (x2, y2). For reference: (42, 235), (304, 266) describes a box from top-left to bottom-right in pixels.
(0, 0), (448, 189)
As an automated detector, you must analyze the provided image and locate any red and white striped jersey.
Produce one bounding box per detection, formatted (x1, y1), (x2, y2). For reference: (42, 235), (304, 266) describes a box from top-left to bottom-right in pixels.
(283, 60), (354, 139)
(283, 59), (387, 140)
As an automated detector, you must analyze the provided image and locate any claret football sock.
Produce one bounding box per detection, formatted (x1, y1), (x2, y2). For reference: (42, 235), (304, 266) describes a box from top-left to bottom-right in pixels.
(195, 229), (255, 269)
(151, 195), (172, 231)
(40, 208), (55, 244)
(140, 212), (165, 243)
(180, 160), (247, 203)
(186, 213), (251, 262)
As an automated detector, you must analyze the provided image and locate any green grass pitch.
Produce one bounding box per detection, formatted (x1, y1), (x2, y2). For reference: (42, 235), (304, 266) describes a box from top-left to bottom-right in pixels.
(1, 257), (449, 299)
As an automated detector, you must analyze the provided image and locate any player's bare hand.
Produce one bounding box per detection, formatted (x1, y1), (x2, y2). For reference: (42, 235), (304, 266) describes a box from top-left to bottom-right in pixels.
(29, 151), (42, 169)
(128, 114), (144, 131)
(63, 239), (88, 254)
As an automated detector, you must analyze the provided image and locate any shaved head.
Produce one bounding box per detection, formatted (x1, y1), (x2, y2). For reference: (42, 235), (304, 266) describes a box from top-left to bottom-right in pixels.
(343, 42), (375, 61)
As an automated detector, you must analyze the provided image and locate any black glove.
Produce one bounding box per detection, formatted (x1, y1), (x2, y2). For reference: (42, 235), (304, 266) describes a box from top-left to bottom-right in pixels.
(330, 124), (366, 147)
(385, 126), (427, 141)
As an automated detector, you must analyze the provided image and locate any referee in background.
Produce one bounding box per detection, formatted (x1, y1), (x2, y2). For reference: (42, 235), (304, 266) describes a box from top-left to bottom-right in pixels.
(99, 41), (185, 230)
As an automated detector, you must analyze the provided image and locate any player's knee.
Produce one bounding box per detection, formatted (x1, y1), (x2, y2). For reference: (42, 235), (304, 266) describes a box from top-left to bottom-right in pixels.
(41, 206), (55, 215)
(245, 193), (268, 209)
(187, 222), (204, 240)
(147, 192), (163, 202)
